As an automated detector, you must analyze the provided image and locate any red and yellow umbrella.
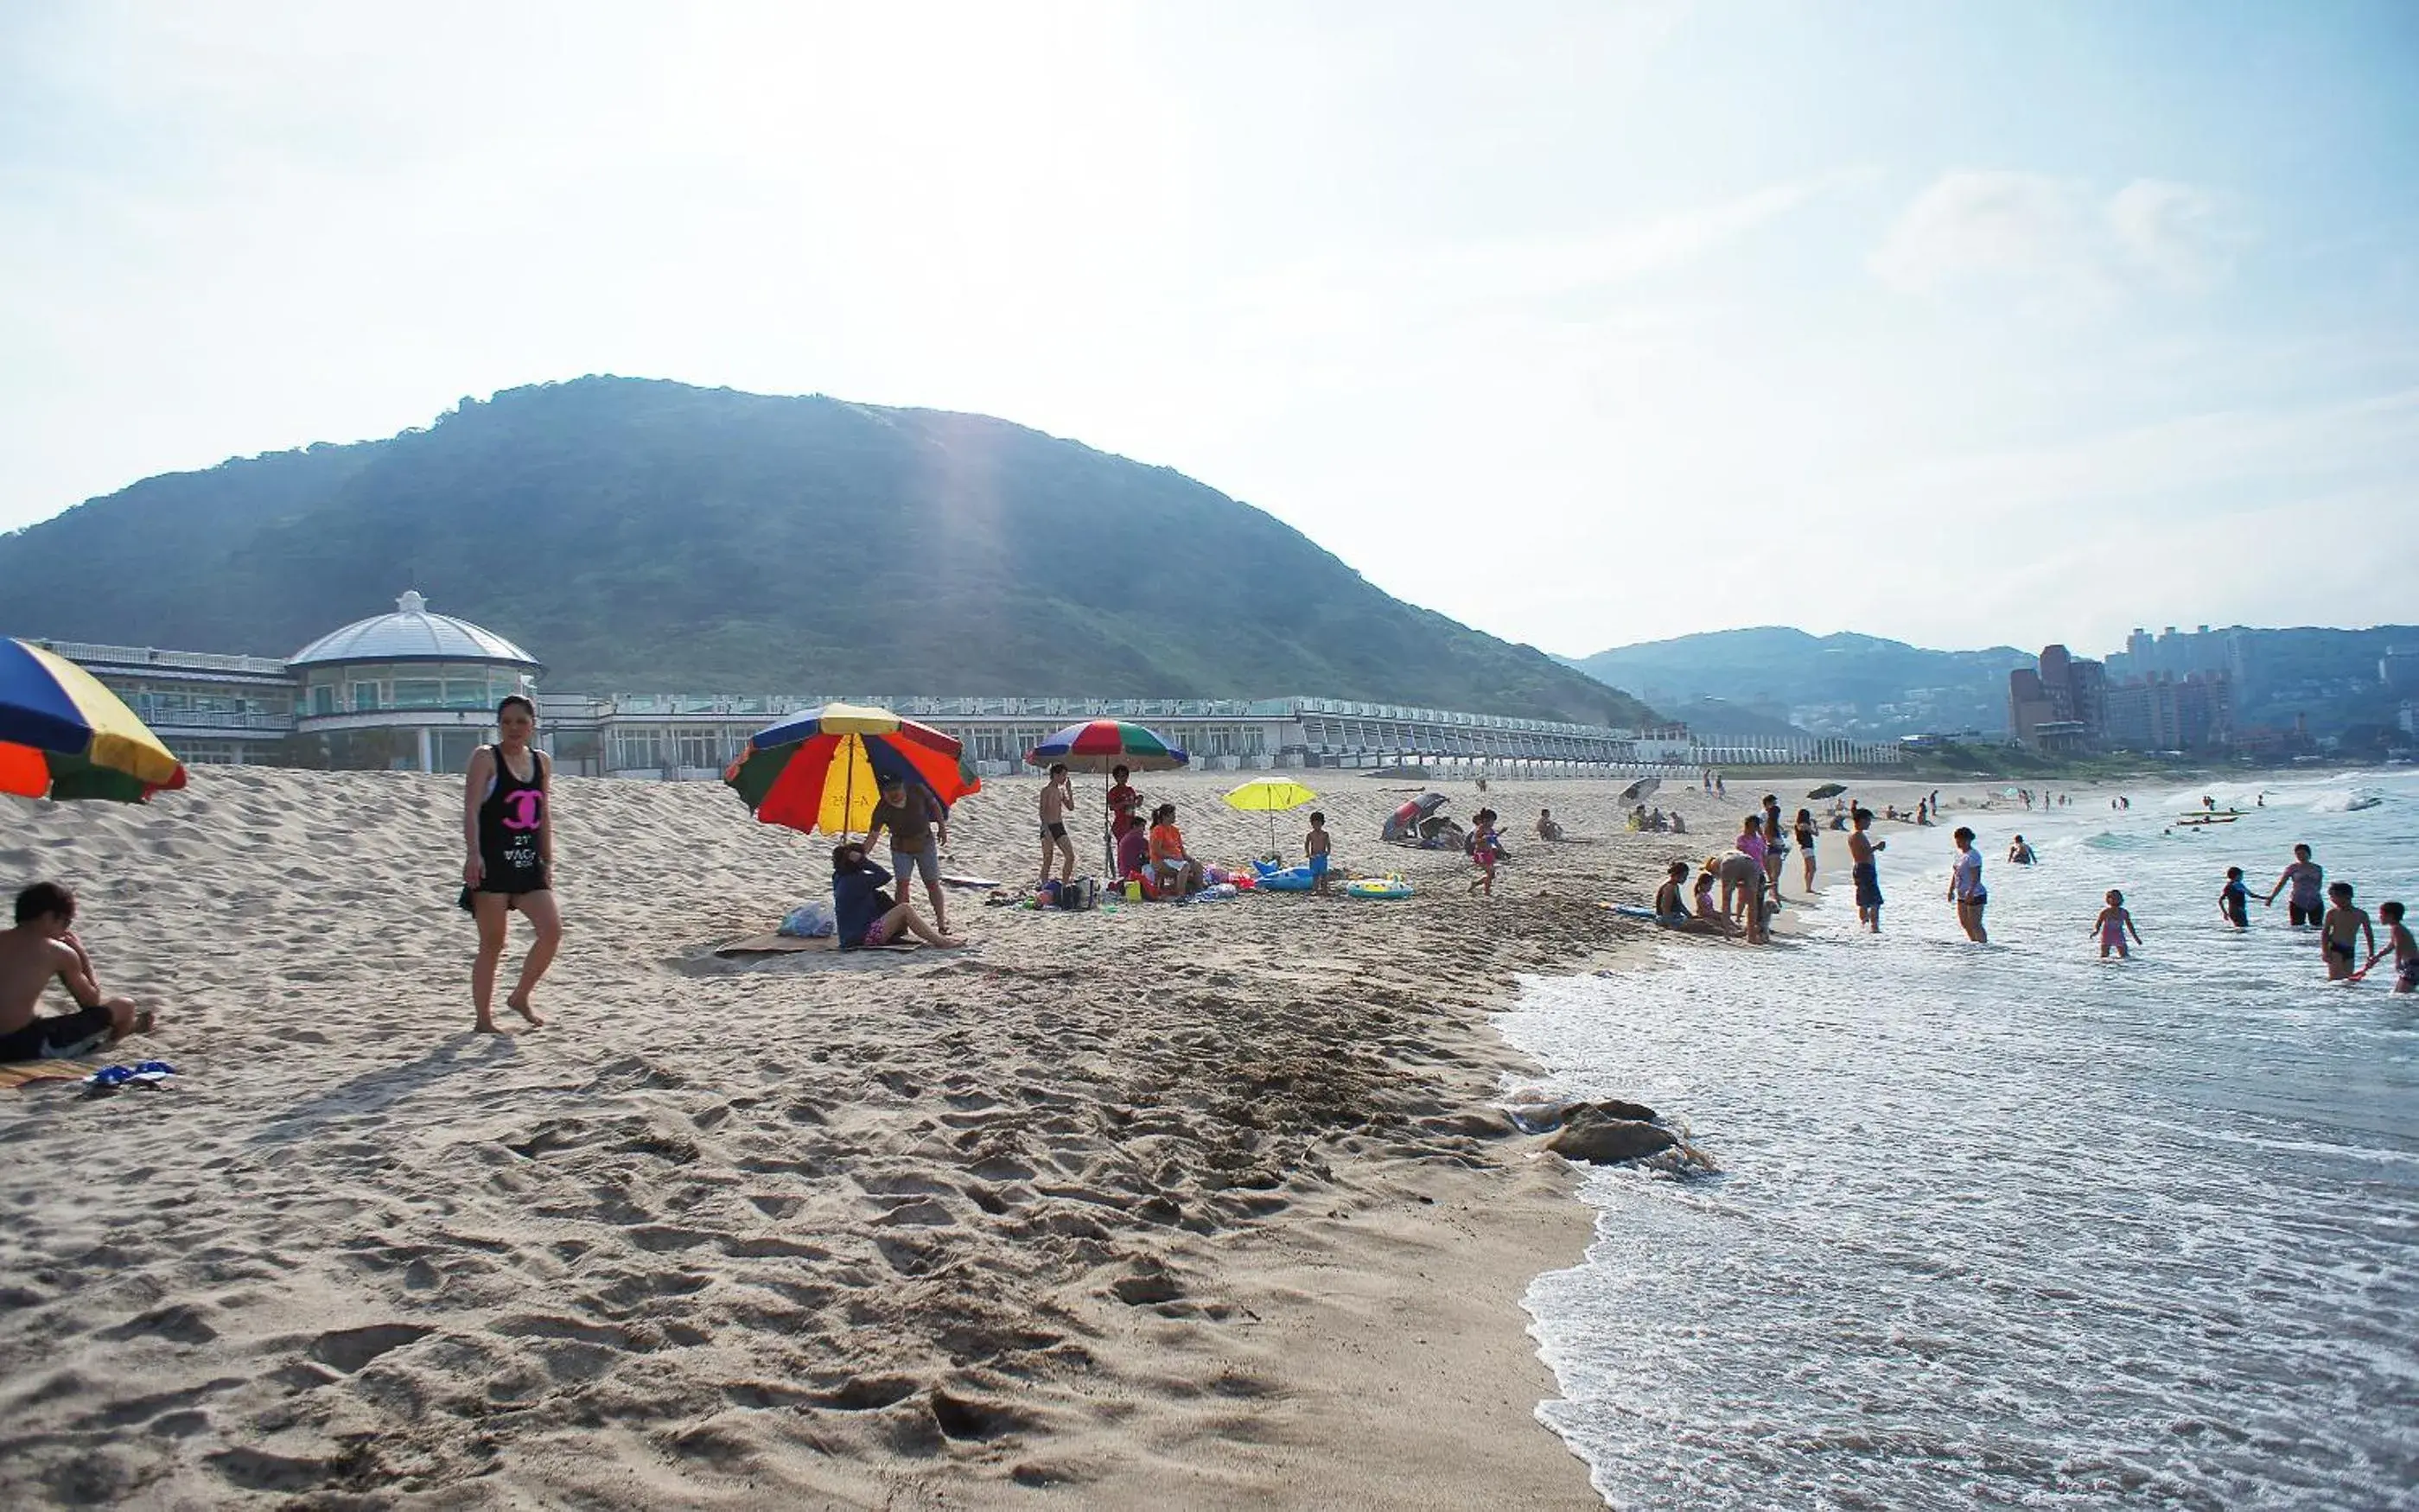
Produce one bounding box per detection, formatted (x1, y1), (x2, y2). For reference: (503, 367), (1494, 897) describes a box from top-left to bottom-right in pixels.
(723, 702), (977, 837)
(2, 638), (188, 804)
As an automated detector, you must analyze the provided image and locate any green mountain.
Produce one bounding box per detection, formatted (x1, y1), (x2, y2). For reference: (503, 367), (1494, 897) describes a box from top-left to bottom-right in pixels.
(1567, 626), (2034, 738)
(0, 378), (1655, 727)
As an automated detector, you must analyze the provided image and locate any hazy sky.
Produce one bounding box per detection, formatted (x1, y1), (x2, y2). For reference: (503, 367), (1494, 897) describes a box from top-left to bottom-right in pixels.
(3, 1), (2413, 659)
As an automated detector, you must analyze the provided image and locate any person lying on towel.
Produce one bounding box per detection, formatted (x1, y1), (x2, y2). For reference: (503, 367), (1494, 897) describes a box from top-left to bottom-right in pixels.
(0, 882), (156, 1063)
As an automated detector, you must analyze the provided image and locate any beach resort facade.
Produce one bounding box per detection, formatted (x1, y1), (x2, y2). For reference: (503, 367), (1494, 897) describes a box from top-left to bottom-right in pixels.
(33, 592), (1905, 778)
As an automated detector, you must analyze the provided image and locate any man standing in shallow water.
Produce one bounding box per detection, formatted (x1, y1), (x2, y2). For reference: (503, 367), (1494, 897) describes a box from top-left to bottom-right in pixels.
(1848, 808), (1886, 932)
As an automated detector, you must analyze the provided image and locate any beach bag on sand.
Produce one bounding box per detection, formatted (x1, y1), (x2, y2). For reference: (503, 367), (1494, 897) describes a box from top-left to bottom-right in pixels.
(1056, 877), (1100, 912)
(780, 901), (837, 937)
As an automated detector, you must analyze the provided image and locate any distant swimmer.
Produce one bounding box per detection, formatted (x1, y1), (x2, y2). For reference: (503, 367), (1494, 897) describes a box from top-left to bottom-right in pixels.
(2218, 867), (2250, 930)
(2091, 889), (2143, 959)
(2320, 882), (2375, 982)
(2264, 844), (2325, 927)
(2008, 835), (2036, 866)
(1847, 808), (1886, 933)
(1948, 827), (1988, 943)
(2357, 900), (2414, 993)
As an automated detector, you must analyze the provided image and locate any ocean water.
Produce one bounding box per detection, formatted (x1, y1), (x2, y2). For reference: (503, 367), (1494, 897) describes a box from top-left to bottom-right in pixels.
(1506, 772), (2419, 1510)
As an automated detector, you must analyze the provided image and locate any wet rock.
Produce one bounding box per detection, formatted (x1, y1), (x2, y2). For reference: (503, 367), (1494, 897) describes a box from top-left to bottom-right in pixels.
(1506, 1097), (1659, 1134)
(1545, 1110), (1677, 1166)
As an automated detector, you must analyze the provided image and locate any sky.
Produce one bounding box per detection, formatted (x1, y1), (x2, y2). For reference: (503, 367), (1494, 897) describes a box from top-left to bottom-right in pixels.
(3, 0), (2414, 661)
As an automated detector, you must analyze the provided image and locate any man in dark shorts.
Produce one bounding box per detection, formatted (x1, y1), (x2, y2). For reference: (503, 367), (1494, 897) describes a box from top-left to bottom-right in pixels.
(0, 883), (153, 1062)
(863, 776), (951, 936)
(1847, 807), (1887, 933)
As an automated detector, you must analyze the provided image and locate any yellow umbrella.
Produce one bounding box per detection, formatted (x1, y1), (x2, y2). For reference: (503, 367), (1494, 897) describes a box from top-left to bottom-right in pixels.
(1224, 777), (1319, 856)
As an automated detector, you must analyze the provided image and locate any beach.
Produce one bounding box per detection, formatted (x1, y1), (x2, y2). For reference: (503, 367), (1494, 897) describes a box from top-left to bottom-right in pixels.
(0, 764), (1842, 1509)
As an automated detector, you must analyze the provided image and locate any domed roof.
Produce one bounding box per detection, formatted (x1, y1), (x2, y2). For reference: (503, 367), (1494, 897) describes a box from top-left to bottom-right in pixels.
(289, 591), (542, 669)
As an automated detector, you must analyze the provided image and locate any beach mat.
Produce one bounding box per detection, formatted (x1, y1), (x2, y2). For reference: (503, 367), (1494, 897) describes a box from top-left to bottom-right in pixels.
(0, 1059), (99, 1090)
(941, 874), (1003, 890)
(715, 934), (922, 957)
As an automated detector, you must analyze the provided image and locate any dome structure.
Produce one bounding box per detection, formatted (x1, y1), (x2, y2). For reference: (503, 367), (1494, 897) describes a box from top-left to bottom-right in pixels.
(289, 591), (541, 670)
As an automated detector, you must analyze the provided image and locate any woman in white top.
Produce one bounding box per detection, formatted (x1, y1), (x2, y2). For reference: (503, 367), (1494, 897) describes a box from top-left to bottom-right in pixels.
(1948, 825), (1989, 943)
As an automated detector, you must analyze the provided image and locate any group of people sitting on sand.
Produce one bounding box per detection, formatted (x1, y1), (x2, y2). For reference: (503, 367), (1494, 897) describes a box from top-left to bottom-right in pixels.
(1625, 804), (1685, 834)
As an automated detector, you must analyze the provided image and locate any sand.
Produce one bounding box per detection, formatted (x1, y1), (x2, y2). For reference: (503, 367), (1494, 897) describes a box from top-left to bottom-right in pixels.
(0, 764), (1955, 1508)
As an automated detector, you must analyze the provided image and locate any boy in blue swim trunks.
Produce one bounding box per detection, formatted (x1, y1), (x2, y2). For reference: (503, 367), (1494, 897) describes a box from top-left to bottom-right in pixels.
(1305, 811), (1333, 897)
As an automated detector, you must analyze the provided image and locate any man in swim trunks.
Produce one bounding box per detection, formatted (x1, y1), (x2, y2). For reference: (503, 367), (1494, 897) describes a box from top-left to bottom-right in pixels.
(2320, 882), (2373, 982)
(1304, 811), (1334, 897)
(0, 883), (154, 1063)
(864, 776), (952, 936)
(2264, 845), (2325, 927)
(1847, 808), (1886, 933)
(1037, 762), (1079, 885)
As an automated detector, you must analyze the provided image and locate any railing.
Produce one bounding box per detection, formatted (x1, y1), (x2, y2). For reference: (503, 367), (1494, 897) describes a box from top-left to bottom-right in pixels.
(37, 638), (290, 675)
(136, 710), (293, 733)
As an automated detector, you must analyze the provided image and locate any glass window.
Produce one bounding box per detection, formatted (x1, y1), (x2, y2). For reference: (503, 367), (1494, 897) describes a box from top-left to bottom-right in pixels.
(312, 684), (335, 715)
(353, 683), (379, 711)
(444, 680), (489, 707)
(392, 679), (444, 708)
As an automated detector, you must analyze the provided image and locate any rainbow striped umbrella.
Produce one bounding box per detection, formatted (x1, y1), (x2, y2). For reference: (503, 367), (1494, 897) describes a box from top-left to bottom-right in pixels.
(1025, 720), (1187, 874)
(1023, 719), (1188, 775)
(723, 702), (978, 839)
(1, 639), (188, 804)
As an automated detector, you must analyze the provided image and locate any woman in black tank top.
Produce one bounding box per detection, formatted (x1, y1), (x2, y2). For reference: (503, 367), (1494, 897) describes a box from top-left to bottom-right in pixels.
(462, 696), (562, 1032)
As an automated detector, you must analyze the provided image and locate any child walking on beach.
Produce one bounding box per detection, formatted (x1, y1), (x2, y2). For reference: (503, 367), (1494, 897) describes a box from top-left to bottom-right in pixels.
(2218, 867), (2250, 930)
(2091, 890), (2142, 959)
(1468, 809), (1500, 896)
(1305, 812), (1333, 897)
(2359, 901), (2415, 993)
(2320, 882), (2375, 982)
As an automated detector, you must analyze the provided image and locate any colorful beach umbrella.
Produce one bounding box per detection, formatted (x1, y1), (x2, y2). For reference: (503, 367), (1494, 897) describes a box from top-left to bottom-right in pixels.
(1023, 719), (1188, 774)
(723, 702), (978, 839)
(1, 639), (188, 804)
(1025, 721), (1188, 874)
(1223, 777), (1319, 855)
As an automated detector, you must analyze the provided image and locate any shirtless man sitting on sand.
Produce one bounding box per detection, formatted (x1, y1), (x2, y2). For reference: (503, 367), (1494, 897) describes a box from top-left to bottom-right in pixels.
(0, 882), (153, 1063)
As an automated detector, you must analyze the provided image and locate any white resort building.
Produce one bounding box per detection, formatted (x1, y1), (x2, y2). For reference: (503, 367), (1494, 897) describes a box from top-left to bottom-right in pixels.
(32, 592), (1900, 778)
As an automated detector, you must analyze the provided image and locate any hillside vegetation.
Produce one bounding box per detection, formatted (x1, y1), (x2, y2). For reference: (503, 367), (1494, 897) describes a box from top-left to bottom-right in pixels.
(0, 378), (1656, 726)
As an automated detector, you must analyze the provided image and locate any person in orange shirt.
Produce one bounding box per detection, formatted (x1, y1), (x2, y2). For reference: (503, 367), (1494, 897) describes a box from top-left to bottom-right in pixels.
(1147, 803), (1205, 899)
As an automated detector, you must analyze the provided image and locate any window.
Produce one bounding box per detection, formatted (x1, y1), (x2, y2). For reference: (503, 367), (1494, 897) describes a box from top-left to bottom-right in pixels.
(444, 680), (489, 708)
(353, 683), (379, 711)
(312, 684), (335, 715)
(392, 680), (444, 708)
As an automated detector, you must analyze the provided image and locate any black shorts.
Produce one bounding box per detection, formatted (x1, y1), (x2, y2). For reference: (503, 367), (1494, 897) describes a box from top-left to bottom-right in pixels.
(1042, 821), (1067, 840)
(2289, 901), (2322, 927)
(0, 1002), (113, 1064)
(1852, 862), (1882, 908)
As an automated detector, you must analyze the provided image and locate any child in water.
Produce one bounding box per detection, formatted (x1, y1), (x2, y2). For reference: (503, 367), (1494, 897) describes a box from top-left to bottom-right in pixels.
(2320, 882), (2375, 982)
(2359, 900), (2415, 994)
(2218, 867), (2250, 930)
(2091, 889), (2143, 959)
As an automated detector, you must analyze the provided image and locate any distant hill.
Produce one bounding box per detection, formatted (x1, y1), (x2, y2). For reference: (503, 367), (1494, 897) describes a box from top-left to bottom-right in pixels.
(1567, 627), (2034, 738)
(0, 378), (1656, 727)
(1660, 697), (1816, 741)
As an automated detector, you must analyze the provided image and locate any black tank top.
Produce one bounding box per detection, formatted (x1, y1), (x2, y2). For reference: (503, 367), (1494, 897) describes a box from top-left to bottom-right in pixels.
(476, 745), (550, 893)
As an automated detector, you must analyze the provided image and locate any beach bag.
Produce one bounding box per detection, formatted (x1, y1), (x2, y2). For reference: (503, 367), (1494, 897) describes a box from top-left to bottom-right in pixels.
(1056, 876), (1099, 912)
(780, 901), (837, 938)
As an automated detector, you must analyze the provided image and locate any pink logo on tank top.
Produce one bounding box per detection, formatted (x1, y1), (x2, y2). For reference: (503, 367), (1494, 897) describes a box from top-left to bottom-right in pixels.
(503, 791), (545, 831)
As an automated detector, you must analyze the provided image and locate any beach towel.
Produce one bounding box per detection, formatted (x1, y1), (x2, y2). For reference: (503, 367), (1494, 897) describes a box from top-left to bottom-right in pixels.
(715, 933), (922, 957)
(941, 873), (1003, 891)
(0, 1059), (98, 1090)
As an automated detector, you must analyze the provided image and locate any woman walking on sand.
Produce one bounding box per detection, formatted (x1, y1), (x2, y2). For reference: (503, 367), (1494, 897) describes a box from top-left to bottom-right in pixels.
(463, 695), (563, 1032)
